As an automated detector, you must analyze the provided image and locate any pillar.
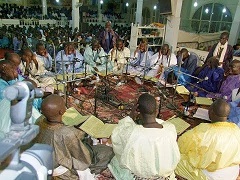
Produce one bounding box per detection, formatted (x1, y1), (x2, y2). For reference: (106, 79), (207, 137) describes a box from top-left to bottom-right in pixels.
(72, 0), (80, 32)
(135, 0), (143, 25)
(98, 0), (102, 22)
(229, 0), (240, 45)
(164, 0), (183, 51)
(42, 0), (47, 18)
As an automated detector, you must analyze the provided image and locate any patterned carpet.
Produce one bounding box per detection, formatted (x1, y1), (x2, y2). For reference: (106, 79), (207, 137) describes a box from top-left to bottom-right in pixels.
(67, 77), (205, 129)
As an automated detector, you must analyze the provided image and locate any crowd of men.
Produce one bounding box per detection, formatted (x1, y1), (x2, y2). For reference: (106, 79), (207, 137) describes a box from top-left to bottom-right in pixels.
(1, 18), (240, 179)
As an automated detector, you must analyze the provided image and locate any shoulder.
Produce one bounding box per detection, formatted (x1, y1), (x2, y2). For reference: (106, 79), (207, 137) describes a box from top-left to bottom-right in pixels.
(123, 47), (130, 52)
(55, 125), (85, 139)
(227, 44), (234, 50)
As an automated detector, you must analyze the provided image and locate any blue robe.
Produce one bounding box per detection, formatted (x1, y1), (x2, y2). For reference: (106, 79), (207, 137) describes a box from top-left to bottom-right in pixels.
(228, 99), (240, 127)
(187, 66), (224, 96)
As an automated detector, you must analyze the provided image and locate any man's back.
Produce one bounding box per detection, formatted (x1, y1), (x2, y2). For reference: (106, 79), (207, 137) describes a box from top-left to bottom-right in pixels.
(36, 119), (92, 178)
(176, 122), (240, 180)
(110, 117), (180, 179)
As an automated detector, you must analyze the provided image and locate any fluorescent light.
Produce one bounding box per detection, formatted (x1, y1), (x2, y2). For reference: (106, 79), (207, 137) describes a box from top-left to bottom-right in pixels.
(194, 1), (198, 7)
(154, 5), (157, 10)
(100, 0), (103, 4)
(126, 2), (129, 7)
(222, 8), (226, 13)
(205, 8), (209, 14)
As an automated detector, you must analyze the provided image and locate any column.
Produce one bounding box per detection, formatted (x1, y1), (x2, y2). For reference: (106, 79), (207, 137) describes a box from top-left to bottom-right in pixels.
(98, 0), (102, 22)
(42, 0), (47, 18)
(164, 0), (183, 51)
(72, 0), (80, 32)
(135, 0), (143, 25)
(229, 0), (240, 45)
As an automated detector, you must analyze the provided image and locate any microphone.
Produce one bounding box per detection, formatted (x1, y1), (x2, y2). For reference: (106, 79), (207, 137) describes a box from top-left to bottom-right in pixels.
(156, 87), (168, 100)
(99, 54), (110, 58)
(73, 58), (82, 62)
(196, 76), (209, 83)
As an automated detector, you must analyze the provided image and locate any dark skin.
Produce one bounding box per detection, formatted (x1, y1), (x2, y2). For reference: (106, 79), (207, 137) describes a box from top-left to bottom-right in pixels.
(36, 44), (48, 57)
(219, 33), (228, 46)
(21, 49), (38, 76)
(194, 57), (219, 76)
(0, 61), (18, 81)
(130, 94), (163, 129)
(208, 99), (230, 123)
(41, 94), (66, 124)
(7, 53), (21, 71)
(229, 60), (240, 75)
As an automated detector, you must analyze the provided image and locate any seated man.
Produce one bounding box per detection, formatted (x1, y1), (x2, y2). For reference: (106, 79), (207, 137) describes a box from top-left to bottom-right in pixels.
(0, 60), (24, 100)
(166, 48), (198, 85)
(84, 39), (113, 75)
(109, 39), (130, 74)
(128, 41), (154, 76)
(207, 59), (240, 102)
(19, 48), (56, 93)
(187, 57), (224, 97)
(35, 42), (53, 71)
(176, 99), (240, 180)
(56, 42), (84, 74)
(109, 93), (180, 179)
(5, 52), (23, 76)
(35, 94), (113, 179)
(146, 44), (177, 80)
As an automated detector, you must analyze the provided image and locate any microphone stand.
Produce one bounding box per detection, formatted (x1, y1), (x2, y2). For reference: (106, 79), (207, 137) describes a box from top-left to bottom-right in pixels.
(163, 46), (172, 92)
(124, 57), (130, 83)
(139, 45), (149, 92)
(166, 53), (183, 110)
(83, 58), (88, 87)
(60, 50), (68, 106)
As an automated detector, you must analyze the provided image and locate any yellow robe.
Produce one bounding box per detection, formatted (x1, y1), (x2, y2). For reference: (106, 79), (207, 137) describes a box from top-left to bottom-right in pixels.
(176, 122), (240, 180)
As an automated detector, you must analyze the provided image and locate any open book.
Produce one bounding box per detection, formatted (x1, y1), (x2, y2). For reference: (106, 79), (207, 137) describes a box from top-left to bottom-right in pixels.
(167, 117), (190, 135)
(62, 107), (86, 126)
(80, 116), (117, 138)
(193, 108), (210, 121)
(176, 86), (190, 95)
(195, 97), (213, 106)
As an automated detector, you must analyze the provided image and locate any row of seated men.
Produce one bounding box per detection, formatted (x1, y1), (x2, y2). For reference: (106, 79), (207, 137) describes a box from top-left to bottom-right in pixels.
(42, 31), (240, 105)
(1, 91), (239, 179)
(0, 31), (239, 105)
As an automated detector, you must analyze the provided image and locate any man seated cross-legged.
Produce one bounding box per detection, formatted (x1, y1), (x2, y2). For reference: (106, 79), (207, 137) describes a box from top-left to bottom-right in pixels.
(176, 99), (240, 180)
(108, 93), (180, 180)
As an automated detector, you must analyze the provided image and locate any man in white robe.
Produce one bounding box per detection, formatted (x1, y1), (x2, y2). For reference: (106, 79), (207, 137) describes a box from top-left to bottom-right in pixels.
(146, 44), (177, 80)
(108, 93), (180, 179)
(128, 42), (153, 76)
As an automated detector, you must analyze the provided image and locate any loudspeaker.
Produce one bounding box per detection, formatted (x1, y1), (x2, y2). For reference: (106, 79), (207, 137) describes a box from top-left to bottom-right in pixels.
(158, 0), (172, 15)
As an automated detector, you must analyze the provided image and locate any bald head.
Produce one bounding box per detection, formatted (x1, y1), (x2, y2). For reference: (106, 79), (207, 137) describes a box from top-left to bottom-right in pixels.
(208, 99), (230, 123)
(7, 53), (21, 67)
(41, 94), (66, 122)
(0, 60), (18, 81)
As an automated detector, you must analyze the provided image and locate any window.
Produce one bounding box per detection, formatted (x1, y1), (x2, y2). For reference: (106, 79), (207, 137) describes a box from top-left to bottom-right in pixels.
(191, 3), (232, 33)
